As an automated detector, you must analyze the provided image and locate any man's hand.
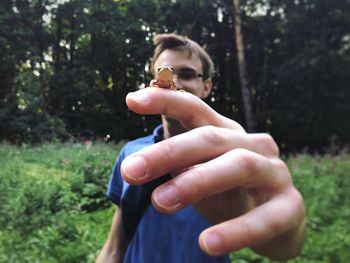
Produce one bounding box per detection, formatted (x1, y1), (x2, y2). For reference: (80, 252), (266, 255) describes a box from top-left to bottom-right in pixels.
(121, 88), (306, 260)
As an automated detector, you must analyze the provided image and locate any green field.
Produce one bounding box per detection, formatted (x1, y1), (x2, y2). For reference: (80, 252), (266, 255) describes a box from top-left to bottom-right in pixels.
(0, 142), (349, 263)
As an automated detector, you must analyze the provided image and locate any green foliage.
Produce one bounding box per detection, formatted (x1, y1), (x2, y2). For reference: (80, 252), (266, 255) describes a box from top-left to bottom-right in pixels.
(1, 143), (349, 262)
(0, 142), (122, 262)
(0, 0), (349, 149)
(288, 155), (350, 262)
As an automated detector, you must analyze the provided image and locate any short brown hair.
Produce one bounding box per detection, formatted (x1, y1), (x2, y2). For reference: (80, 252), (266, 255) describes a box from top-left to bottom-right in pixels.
(151, 33), (214, 80)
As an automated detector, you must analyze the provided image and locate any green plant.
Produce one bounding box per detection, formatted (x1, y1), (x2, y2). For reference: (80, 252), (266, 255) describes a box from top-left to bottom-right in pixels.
(1, 143), (349, 262)
(0, 141), (121, 262)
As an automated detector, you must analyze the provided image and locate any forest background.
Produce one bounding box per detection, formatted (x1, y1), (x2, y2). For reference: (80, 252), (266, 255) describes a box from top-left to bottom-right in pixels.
(1, 0), (350, 262)
(1, 0), (350, 152)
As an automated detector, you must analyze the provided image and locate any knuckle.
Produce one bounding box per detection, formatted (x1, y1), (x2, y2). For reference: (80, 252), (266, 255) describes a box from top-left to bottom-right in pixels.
(159, 140), (176, 162)
(233, 149), (259, 179)
(269, 212), (286, 235)
(182, 94), (206, 123)
(200, 126), (227, 145)
(290, 188), (306, 216)
(188, 169), (209, 199)
(254, 133), (280, 157)
(238, 220), (254, 247)
(269, 189), (305, 235)
(271, 158), (292, 186)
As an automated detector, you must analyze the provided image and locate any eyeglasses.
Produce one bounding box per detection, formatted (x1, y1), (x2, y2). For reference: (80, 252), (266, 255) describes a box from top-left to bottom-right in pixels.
(172, 67), (203, 81)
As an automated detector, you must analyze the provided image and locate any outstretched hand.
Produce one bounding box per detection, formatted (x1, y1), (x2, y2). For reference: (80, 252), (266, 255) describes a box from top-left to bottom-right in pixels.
(121, 87), (306, 260)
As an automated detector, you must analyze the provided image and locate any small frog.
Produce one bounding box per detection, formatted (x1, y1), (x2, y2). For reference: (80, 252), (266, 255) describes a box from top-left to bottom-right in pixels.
(150, 66), (176, 90)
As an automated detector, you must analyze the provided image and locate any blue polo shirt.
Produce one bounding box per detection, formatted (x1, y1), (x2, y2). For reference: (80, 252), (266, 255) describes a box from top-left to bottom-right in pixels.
(107, 125), (230, 263)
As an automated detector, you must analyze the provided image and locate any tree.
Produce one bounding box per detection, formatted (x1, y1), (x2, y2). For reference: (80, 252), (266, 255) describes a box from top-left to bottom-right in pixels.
(232, 0), (256, 132)
(1, 0), (349, 151)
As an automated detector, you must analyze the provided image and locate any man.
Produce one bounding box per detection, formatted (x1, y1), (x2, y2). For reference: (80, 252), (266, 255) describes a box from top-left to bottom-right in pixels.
(96, 33), (306, 263)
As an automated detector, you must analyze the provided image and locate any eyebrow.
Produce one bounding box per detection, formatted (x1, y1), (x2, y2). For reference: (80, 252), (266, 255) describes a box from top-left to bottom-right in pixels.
(174, 67), (197, 71)
(173, 67), (200, 73)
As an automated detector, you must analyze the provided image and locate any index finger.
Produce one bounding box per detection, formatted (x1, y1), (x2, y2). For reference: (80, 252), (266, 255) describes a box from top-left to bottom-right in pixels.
(126, 88), (244, 131)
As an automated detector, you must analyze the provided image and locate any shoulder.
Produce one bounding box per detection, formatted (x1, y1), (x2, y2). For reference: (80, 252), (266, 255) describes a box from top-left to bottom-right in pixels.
(123, 135), (153, 153)
(119, 125), (163, 159)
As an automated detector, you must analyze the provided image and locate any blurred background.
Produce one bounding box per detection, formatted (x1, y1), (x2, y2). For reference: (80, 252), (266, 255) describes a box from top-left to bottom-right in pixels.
(1, 0), (350, 152)
(1, 0), (350, 262)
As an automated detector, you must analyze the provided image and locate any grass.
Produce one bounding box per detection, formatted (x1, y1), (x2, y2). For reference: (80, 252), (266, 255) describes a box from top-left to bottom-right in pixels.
(0, 142), (349, 262)
(0, 141), (121, 263)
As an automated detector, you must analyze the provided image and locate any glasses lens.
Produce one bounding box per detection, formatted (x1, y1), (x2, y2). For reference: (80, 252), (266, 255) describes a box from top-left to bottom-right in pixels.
(175, 68), (200, 80)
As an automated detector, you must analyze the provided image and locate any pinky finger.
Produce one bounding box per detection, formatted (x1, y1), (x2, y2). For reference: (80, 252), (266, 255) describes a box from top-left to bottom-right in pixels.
(198, 189), (305, 257)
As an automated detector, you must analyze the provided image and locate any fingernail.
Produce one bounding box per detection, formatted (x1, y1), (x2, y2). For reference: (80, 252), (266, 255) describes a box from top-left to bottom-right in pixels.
(203, 233), (222, 255)
(122, 155), (147, 181)
(154, 184), (180, 208)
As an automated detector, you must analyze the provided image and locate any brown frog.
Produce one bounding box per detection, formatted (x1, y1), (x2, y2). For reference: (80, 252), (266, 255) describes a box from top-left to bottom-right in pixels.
(150, 66), (176, 90)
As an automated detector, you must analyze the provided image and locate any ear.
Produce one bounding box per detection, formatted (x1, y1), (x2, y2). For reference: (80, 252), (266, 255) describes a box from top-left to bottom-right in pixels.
(200, 78), (213, 99)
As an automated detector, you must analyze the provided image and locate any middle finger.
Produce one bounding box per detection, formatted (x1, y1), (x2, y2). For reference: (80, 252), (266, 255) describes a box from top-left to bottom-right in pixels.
(151, 148), (286, 213)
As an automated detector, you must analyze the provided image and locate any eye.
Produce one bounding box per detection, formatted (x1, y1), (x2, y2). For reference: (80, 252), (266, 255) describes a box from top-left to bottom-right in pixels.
(179, 72), (195, 80)
(177, 69), (197, 80)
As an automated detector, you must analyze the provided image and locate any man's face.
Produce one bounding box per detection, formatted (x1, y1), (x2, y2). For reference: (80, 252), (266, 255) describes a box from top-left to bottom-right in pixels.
(153, 49), (212, 99)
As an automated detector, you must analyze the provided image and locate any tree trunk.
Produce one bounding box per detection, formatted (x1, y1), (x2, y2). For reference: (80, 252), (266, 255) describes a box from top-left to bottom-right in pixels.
(54, 11), (62, 72)
(91, 0), (101, 59)
(69, 14), (76, 68)
(232, 0), (256, 132)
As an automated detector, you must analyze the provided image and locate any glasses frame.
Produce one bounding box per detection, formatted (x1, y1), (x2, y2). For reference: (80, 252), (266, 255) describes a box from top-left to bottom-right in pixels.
(172, 67), (203, 81)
